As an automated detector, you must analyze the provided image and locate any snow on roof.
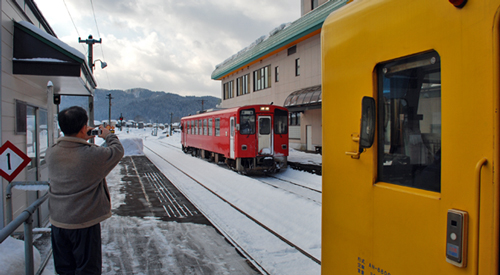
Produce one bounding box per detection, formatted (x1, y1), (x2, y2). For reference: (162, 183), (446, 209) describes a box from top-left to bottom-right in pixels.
(17, 21), (87, 62)
(214, 23), (291, 71)
(13, 57), (69, 63)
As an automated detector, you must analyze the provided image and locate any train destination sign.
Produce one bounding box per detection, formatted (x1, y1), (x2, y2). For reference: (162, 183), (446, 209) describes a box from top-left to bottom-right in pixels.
(0, 141), (31, 182)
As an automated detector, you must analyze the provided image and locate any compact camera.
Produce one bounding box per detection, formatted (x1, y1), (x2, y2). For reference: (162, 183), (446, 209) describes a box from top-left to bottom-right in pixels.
(87, 128), (102, 136)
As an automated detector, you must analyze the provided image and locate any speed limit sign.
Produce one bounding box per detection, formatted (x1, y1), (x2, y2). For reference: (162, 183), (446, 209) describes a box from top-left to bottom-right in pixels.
(0, 141), (31, 182)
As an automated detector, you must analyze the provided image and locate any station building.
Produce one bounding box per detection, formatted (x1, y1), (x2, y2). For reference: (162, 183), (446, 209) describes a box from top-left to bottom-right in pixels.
(0, 0), (96, 229)
(211, 0), (347, 152)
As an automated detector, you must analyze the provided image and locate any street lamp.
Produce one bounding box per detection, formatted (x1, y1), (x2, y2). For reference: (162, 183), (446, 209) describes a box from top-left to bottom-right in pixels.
(93, 59), (107, 69)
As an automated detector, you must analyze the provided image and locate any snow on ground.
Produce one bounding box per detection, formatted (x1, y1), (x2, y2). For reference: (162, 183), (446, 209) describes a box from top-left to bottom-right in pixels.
(0, 128), (323, 275)
(114, 128), (323, 274)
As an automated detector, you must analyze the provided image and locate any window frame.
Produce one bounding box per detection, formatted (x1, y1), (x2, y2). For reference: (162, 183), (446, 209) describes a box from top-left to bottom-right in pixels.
(253, 65), (271, 91)
(295, 58), (300, 76)
(215, 118), (220, 136)
(376, 51), (442, 192)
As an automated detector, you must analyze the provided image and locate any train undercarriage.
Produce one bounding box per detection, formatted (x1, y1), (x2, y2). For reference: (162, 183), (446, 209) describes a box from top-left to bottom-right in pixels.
(182, 146), (287, 174)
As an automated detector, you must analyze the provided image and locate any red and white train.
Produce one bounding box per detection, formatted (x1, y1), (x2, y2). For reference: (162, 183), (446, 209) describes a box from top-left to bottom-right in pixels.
(181, 104), (288, 173)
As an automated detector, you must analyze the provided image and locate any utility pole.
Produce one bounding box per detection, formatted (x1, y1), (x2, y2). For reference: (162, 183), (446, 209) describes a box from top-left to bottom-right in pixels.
(106, 93), (113, 127)
(170, 112), (173, 136)
(201, 99), (204, 112)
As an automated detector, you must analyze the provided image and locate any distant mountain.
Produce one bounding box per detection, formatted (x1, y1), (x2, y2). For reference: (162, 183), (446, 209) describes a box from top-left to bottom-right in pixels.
(59, 88), (221, 124)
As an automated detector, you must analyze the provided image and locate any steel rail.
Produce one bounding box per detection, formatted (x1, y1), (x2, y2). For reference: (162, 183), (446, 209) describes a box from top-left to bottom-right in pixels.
(144, 144), (321, 266)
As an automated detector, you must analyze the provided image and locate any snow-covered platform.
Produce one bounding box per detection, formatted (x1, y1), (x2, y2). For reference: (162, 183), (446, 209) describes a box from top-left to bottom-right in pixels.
(32, 154), (258, 274)
(104, 155), (259, 274)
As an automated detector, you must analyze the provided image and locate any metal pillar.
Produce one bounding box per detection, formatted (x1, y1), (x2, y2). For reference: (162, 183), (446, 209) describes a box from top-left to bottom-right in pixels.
(79, 35), (101, 129)
(107, 94), (113, 126)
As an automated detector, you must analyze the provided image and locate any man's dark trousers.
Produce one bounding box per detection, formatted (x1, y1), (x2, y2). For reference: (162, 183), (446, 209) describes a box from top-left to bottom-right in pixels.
(51, 223), (102, 275)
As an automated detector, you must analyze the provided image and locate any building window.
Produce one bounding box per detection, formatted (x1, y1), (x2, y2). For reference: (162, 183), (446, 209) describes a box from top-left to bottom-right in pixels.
(311, 0), (319, 9)
(289, 112), (301, 126)
(288, 45), (297, 56)
(223, 80), (234, 99)
(215, 118), (220, 136)
(208, 118), (213, 136)
(16, 100), (27, 134)
(253, 65), (271, 91)
(236, 74), (249, 96)
(275, 66), (279, 82)
(295, 58), (300, 76)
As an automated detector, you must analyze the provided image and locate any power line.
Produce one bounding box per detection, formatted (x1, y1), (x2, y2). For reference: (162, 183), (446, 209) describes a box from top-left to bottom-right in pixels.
(89, 0), (111, 88)
(62, 0), (86, 53)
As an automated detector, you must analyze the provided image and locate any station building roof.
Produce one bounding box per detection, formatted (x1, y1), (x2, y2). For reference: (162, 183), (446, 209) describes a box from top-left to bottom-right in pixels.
(211, 0), (348, 80)
(13, 21), (96, 96)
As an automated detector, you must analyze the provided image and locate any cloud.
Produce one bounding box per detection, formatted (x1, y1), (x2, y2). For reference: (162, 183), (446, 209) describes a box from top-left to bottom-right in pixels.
(34, 0), (300, 97)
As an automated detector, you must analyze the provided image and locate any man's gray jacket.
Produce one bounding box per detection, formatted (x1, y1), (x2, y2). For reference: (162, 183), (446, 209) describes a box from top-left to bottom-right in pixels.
(47, 134), (124, 229)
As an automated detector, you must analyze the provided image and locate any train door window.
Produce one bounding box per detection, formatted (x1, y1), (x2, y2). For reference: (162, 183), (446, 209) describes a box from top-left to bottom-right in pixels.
(195, 120), (198, 135)
(274, 109), (288, 134)
(230, 117), (235, 137)
(240, 109), (255, 135)
(215, 118), (220, 136)
(203, 119), (207, 135)
(190, 120), (193, 134)
(208, 118), (213, 136)
(377, 51), (441, 192)
(198, 119), (202, 135)
(259, 117), (271, 135)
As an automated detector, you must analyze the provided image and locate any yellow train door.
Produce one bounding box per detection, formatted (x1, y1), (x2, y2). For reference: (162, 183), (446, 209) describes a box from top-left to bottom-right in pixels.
(321, 0), (500, 274)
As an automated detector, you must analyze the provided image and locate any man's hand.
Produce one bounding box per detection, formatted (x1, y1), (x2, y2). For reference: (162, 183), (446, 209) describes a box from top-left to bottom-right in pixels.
(98, 125), (111, 139)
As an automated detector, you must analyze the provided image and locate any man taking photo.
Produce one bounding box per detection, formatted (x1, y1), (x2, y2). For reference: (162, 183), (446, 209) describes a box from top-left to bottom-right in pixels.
(47, 106), (124, 274)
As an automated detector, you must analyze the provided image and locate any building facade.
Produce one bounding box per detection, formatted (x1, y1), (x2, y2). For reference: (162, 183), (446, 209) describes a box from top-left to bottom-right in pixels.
(0, 0), (96, 229)
(212, 0), (346, 152)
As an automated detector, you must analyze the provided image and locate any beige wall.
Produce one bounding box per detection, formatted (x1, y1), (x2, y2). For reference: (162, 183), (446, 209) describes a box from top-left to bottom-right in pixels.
(301, 0), (330, 16)
(219, 34), (321, 108)
(219, 33), (322, 151)
(2, 0), (57, 227)
(289, 108), (322, 151)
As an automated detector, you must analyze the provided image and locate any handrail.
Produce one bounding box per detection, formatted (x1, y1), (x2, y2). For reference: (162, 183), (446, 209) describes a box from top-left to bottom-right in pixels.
(2, 181), (51, 275)
(0, 192), (49, 275)
(6, 181), (50, 224)
(474, 158), (487, 273)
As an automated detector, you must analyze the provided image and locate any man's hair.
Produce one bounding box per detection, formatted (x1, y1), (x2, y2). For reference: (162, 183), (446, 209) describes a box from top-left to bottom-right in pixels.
(58, 106), (88, 136)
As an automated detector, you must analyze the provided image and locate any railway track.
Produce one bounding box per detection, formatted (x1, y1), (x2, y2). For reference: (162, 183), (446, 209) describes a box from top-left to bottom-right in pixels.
(155, 140), (322, 203)
(252, 176), (321, 204)
(143, 143), (321, 274)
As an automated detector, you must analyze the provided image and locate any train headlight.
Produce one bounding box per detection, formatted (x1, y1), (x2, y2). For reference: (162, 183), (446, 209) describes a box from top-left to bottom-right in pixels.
(449, 0), (467, 8)
(242, 145), (247, 150)
(260, 107), (270, 111)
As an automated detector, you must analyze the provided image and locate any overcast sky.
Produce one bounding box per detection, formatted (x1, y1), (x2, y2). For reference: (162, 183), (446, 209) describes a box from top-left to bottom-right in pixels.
(34, 0), (301, 97)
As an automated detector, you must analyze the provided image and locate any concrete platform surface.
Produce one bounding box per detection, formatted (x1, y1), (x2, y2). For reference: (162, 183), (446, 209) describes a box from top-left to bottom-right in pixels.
(35, 156), (259, 275)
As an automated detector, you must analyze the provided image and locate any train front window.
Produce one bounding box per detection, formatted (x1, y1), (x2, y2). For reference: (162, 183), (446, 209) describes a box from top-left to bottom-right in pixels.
(377, 51), (441, 192)
(259, 117), (271, 135)
(240, 109), (255, 135)
(274, 109), (288, 135)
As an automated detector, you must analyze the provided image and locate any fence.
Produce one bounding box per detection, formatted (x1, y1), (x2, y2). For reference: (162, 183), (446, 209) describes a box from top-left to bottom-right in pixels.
(0, 181), (51, 275)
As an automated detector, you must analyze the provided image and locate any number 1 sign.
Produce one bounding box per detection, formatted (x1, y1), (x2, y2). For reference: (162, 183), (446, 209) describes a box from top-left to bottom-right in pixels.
(0, 141), (32, 182)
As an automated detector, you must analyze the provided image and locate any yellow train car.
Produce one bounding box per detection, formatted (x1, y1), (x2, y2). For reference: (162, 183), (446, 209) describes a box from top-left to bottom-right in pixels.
(321, 0), (499, 274)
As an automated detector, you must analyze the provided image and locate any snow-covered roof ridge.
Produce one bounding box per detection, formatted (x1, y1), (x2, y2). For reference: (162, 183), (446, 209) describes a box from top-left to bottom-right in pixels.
(211, 0), (348, 80)
(17, 21), (87, 62)
(215, 22), (291, 70)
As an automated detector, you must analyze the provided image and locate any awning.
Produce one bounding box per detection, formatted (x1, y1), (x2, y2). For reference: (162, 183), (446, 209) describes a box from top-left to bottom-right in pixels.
(283, 85), (321, 111)
(12, 21), (96, 96)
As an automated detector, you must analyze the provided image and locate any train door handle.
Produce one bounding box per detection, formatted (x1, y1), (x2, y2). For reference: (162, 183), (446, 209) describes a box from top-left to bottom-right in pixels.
(345, 133), (360, 159)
